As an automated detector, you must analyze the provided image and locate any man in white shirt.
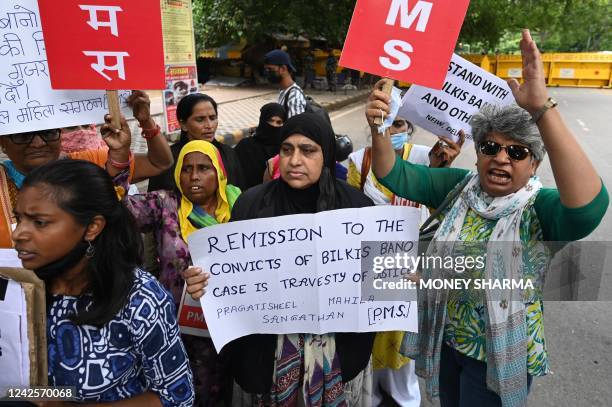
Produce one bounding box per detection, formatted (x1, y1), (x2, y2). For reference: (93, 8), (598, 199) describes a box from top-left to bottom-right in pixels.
(264, 49), (307, 118)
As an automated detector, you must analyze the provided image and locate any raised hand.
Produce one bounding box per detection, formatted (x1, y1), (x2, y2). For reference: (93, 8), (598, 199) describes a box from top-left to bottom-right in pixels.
(101, 114), (131, 152)
(429, 130), (465, 168)
(365, 79), (392, 130)
(127, 90), (154, 129)
(507, 29), (549, 114)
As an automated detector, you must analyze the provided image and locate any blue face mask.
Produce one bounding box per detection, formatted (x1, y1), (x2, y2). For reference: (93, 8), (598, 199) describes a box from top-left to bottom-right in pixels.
(391, 132), (410, 150)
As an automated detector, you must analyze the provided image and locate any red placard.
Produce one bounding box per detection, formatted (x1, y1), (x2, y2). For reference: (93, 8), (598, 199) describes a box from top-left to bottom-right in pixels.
(177, 287), (209, 337)
(179, 304), (208, 330)
(37, 0), (165, 89)
(339, 0), (470, 89)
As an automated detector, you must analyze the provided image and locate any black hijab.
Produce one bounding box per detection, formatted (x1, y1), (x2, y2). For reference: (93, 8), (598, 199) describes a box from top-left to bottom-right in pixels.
(254, 102), (286, 147)
(232, 112), (372, 218)
(234, 103), (286, 190)
(225, 113), (374, 393)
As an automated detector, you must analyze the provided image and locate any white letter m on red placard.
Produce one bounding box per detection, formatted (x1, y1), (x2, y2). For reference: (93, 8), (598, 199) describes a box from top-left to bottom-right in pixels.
(385, 0), (433, 32)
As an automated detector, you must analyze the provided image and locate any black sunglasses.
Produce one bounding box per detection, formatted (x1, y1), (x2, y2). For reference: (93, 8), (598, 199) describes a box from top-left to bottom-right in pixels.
(392, 120), (406, 128)
(478, 140), (531, 161)
(7, 129), (60, 145)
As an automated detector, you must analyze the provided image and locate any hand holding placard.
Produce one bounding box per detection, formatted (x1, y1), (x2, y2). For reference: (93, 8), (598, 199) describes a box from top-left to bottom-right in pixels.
(365, 82), (392, 129)
(186, 206), (420, 350)
(101, 113), (131, 154)
(182, 266), (210, 301)
(373, 78), (395, 126)
(428, 131), (465, 168)
(365, 81), (396, 181)
(126, 90), (153, 126)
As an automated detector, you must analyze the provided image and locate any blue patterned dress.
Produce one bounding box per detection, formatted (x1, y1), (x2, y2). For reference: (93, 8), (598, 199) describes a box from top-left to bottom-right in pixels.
(46, 269), (194, 406)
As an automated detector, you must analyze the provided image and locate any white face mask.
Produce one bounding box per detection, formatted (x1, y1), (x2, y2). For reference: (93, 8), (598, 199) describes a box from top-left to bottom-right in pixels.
(391, 131), (411, 149)
(378, 87), (403, 134)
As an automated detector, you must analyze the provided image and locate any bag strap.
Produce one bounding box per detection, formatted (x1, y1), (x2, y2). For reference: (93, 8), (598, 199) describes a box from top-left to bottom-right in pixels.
(360, 147), (372, 191)
(282, 85), (308, 110)
(419, 174), (471, 233)
(282, 86), (296, 111)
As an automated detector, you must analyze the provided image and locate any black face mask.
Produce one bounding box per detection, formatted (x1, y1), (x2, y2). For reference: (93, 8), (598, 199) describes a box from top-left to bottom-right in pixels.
(33, 240), (89, 281)
(265, 69), (282, 84)
(255, 121), (282, 146)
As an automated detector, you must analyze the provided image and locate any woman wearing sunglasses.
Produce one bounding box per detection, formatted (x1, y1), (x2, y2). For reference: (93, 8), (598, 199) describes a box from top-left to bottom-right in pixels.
(366, 30), (608, 407)
(348, 114), (462, 407)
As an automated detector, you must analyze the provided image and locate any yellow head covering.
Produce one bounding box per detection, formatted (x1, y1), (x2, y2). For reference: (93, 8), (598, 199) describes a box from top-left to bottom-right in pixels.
(174, 140), (235, 240)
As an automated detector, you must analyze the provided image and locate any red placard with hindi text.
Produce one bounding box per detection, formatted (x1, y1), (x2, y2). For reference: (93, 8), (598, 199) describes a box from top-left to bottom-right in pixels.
(37, 0), (165, 90)
(339, 0), (470, 89)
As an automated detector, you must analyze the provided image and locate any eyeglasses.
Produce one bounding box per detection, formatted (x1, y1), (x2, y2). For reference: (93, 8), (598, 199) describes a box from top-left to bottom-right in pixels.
(478, 140), (531, 161)
(7, 129), (60, 145)
(392, 120), (407, 128)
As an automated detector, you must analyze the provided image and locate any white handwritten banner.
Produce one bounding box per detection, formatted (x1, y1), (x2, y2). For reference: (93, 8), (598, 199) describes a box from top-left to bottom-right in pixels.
(398, 54), (516, 142)
(0, 0), (130, 135)
(187, 206), (420, 352)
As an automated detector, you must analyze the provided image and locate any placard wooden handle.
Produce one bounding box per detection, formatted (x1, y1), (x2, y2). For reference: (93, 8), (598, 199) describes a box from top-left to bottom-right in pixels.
(373, 78), (394, 125)
(106, 90), (121, 129)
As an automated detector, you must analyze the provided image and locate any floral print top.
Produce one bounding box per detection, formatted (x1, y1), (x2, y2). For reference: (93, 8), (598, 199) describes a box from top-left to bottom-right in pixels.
(443, 205), (550, 376)
(114, 169), (188, 306)
(117, 172), (232, 406)
(124, 188), (189, 306)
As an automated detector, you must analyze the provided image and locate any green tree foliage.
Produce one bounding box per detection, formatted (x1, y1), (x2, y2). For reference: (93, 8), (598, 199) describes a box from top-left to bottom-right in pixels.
(192, 0), (611, 53)
(555, 0), (611, 51)
(460, 0), (611, 52)
(192, 0), (355, 51)
(459, 0), (513, 52)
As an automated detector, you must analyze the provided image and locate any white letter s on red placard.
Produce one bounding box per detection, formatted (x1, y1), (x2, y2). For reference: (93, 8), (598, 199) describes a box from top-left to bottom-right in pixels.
(379, 40), (413, 71)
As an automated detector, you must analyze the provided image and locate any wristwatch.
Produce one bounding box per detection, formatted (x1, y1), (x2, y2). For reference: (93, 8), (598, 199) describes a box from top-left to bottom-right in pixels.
(531, 97), (558, 123)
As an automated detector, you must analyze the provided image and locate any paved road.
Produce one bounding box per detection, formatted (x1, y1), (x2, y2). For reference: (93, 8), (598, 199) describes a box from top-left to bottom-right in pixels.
(329, 87), (612, 407)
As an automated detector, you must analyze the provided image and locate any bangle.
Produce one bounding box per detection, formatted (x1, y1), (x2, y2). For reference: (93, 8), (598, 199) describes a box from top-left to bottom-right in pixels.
(141, 124), (161, 140)
(109, 151), (133, 169)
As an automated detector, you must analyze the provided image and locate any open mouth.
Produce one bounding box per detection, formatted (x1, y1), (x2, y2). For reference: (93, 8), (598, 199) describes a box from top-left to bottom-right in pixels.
(190, 186), (203, 192)
(487, 168), (512, 184)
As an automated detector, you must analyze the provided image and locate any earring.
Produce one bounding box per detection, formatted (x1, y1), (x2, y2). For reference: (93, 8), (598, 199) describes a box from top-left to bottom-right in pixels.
(85, 240), (95, 258)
